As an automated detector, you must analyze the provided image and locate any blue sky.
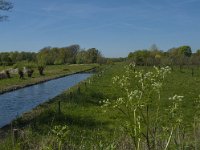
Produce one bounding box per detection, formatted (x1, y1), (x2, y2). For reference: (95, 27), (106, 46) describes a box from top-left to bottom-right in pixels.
(0, 0), (200, 57)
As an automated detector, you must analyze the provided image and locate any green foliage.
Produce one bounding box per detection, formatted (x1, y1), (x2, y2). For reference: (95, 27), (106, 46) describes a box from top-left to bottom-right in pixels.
(51, 125), (69, 150)
(87, 48), (101, 63)
(37, 45), (103, 65)
(76, 48), (103, 64)
(102, 65), (174, 149)
(76, 50), (88, 64)
(0, 44), (103, 67)
(37, 45), (80, 65)
(0, 52), (12, 65)
(2, 64), (200, 149)
(0, 64), (97, 93)
(0, 52), (37, 66)
(128, 45), (197, 66)
(178, 45), (192, 57)
(128, 50), (151, 65)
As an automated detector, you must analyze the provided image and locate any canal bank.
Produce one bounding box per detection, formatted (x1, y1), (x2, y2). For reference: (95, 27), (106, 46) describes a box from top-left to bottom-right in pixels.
(0, 73), (93, 128)
(0, 65), (97, 95)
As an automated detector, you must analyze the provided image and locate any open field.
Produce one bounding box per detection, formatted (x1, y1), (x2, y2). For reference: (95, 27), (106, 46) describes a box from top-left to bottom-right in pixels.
(0, 64), (98, 94)
(1, 63), (200, 149)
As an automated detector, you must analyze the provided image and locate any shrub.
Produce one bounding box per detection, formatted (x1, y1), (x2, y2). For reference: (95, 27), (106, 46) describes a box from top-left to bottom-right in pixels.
(5, 70), (11, 78)
(38, 65), (45, 76)
(18, 69), (24, 79)
(27, 69), (34, 78)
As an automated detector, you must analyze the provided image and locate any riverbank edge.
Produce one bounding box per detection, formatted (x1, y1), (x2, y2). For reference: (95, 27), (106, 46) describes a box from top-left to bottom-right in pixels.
(0, 66), (98, 138)
(0, 66), (97, 95)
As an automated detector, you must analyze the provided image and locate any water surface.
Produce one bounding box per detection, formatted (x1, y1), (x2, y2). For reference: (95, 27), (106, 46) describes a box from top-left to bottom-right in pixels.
(0, 73), (92, 128)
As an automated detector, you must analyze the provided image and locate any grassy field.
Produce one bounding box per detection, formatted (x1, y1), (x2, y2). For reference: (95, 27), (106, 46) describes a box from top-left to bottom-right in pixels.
(1, 63), (200, 149)
(0, 64), (98, 94)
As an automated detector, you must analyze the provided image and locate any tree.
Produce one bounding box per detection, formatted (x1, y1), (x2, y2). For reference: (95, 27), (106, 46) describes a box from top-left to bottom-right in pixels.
(196, 49), (200, 56)
(86, 48), (102, 63)
(150, 44), (159, 51)
(189, 50), (200, 66)
(178, 46), (192, 57)
(0, 0), (13, 21)
(128, 50), (150, 65)
(37, 45), (80, 65)
(76, 50), (88, 64)
(37, 47), (53, 65)
(0, 52), (12, 65)
(65, 44), (80, 63)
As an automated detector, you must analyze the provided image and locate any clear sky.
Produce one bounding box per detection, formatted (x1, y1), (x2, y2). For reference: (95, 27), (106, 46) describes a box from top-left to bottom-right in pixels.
(0, 0), (200, 57)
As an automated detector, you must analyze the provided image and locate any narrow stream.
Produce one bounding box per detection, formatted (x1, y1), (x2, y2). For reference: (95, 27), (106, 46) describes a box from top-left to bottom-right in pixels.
(0, 73), (92, 128)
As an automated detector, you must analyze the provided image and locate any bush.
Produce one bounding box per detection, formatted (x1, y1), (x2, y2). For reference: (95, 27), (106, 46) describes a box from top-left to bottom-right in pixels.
(38, 66), (45, 76)
(18, 69), (24, 79)
(5, 70), (10, 78)
(27, 69), (34, 78)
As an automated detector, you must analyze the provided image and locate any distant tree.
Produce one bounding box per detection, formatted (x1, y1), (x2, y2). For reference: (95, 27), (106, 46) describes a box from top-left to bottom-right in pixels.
(76, 50), (88, 64)
(86, 48), (102, 63)
(37, 45), (80, 65)
(106, 59), (114, 65)
(190, 50), (200, 65)
(9, 51), (19, 64)
(96, 51), (105, 64)
(0, 0), (13, 21)
(154, 54), (162, 65)
(161, 57), (171, 66)
(150, 44), (159, 51)
(54, 48), (66, 65)
(128, 52), (134, 60)
(167, 46), (192, 66)
(189, 54), (200, 66)
(128, 50), (150, 65)
(178, 46), (192, 57)
(65, 44), (80, 63)
(68, 44), (80, 55)
(107, 57), (125, 63)
(196, 49), (200, 55)
(0, 52), (12, 65)
(37, 47), (53, 65)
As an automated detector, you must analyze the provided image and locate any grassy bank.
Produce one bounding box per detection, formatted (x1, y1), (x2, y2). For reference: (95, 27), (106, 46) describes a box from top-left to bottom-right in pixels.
(1, 64), (200, 149)
(0, 64), (98, 94)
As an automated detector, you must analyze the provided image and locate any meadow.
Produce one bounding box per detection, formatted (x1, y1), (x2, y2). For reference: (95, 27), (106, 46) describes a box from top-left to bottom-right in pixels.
(1, 63), (200, 149)
(0, 64), (97, 94)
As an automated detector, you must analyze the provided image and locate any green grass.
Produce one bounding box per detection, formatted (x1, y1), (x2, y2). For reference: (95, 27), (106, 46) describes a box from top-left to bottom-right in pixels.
(0, 64), (98, 93)
(1, 64), (200, 149)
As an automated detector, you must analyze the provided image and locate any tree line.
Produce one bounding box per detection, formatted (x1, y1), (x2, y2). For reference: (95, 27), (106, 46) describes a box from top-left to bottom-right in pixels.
(0, 44), (103, 66)
(128, 45), (200, 66)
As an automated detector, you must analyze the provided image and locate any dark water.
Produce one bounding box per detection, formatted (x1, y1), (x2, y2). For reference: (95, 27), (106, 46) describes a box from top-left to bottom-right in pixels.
(0, 73), (92, 128)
